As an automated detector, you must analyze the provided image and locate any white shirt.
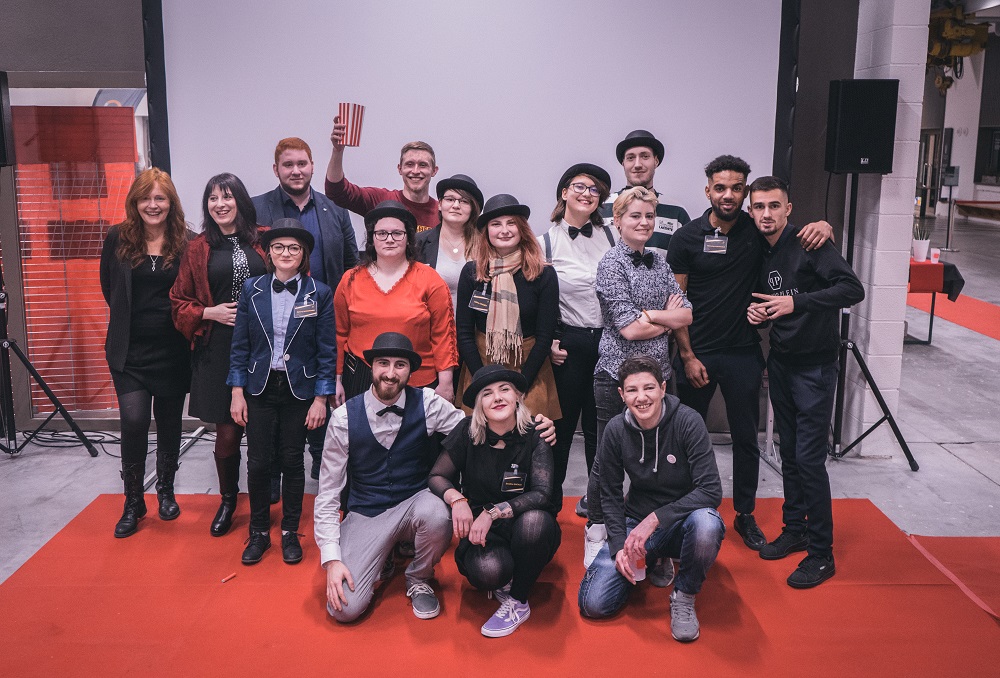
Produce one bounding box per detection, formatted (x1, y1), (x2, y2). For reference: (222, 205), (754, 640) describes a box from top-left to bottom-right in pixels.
(433, 245), (467, 312)
(314, 386), (467, 564)
(269, 274), (301, 370)
(538, 221), (617, 328)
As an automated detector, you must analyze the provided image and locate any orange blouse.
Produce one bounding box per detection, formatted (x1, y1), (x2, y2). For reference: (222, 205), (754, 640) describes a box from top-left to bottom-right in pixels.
(334, 261), (458, 387)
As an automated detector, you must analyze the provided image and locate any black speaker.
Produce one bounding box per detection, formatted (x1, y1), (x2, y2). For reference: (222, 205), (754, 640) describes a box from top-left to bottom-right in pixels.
(1, 71), (13, 167)
(825, 79), (898, 174)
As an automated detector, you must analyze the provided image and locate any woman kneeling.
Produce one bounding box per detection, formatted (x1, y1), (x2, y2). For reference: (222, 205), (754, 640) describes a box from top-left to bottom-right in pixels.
(430, 365), (561, 637)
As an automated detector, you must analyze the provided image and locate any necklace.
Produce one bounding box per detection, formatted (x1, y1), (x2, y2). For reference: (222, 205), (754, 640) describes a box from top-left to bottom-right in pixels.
(149, 254), (161, 271)
(440, 233), (464, 256)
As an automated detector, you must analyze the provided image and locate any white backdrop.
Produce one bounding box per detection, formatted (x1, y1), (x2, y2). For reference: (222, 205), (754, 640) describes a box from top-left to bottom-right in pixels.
(162, 0), (783, 237)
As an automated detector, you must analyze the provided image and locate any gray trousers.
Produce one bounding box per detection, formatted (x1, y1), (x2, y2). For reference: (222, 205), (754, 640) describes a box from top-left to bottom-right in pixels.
(327, 489), (452, 623)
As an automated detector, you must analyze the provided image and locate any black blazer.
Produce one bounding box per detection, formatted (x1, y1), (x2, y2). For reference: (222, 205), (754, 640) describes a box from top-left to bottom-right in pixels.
(415, 225), (442, 268)
(100, 225), (193, 371)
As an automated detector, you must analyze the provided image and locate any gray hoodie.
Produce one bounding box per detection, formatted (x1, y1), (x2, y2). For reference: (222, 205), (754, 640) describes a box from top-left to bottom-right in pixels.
(599, 394), (723, 557)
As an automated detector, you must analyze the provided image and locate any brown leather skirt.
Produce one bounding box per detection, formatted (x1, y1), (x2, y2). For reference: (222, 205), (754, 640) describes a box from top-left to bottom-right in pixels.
(456, 332), (562, 420)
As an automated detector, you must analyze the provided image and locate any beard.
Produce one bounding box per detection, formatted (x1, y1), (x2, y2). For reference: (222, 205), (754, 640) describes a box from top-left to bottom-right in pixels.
(373, 375), (404, 401)
(710, 202), (740, 223)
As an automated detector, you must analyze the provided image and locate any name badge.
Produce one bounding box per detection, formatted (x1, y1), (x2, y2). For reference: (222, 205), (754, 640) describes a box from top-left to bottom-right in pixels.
(469, 286), (491, 313)
(703, 233), (728, 254)
(655, 216), (680, 235)
(294, 301), (318, 318)
(501, 464), (526, 493)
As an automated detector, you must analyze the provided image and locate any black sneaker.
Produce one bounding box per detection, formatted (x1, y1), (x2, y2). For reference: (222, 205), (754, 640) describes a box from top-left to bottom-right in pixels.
(241, 531), (271, 565)
(759, 529), (808, 560)
(281, 532), (303, 564)
(733, 514), (767, 551)
(575, 495), (589, 518)
(787, 554), (836, 588)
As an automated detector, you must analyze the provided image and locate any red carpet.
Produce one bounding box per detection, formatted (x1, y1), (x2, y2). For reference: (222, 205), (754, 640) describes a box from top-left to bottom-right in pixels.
(2, 496), (999, 677)
(907, 292), (1000, 341)
(909, 535), (1000, 620)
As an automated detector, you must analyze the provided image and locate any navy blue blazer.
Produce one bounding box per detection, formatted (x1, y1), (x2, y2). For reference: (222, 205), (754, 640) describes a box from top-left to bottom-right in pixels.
(227, 274), (337, 399)
(252, 187), (359, 289)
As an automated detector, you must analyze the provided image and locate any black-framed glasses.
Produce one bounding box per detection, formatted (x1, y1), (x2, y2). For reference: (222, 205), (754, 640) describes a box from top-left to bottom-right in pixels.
(270, 243), (303, 254)
(569, 182), (601, 197)
(373, 230), (407, 242)
(441, 196), (471, 207)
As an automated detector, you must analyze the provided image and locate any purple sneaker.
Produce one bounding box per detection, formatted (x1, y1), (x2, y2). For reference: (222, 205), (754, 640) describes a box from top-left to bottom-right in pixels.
(481, 597), (530, 638)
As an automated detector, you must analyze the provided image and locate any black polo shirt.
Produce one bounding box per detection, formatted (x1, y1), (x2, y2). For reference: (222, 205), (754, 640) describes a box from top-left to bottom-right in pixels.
(666, 209), (762, 354)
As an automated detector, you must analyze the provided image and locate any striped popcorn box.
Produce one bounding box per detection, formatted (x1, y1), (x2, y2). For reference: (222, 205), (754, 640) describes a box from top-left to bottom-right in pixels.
(338, 102), (366, 147)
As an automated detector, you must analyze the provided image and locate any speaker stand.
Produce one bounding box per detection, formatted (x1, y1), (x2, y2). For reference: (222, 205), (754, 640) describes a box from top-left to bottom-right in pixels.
(830, 173), (918, 471)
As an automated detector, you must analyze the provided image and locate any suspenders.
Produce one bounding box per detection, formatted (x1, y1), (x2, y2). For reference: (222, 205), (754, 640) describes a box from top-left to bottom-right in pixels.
(543, 225), (615, 263)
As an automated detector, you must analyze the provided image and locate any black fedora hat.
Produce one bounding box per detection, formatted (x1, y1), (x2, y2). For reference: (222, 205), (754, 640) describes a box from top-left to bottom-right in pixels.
(477, 194), (531, 230)
(556, 163), (612, 200)
(364, 199), (417, 232)
(362, 332), (422, 372)
(260, 218), (315, 252)
(615, 129), (664, 164)
(436, 174), (484, 210)
(462, 364), (529, 409)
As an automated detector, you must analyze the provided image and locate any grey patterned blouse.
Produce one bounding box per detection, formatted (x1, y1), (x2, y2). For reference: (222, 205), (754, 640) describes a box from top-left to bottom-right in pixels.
(594, 240), (691, 379)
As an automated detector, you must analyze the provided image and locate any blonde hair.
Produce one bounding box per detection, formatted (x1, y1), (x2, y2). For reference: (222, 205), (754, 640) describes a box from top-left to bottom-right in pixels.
(612, 185), (659, 222)
(469, 384), (534, 446)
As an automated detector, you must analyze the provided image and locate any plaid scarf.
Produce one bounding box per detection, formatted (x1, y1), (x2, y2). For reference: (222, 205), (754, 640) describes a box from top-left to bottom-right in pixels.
(485, 250), (523, 366)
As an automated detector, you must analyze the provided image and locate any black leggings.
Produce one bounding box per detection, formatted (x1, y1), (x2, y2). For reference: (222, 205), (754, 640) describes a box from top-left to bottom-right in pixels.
(455, 509), (561, 603)
(214, 420), (244, 459)
(116, 389), (186, 467)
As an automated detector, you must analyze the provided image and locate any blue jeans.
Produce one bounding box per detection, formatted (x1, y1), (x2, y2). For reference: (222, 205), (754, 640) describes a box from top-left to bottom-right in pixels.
(578, 508), (725, 619)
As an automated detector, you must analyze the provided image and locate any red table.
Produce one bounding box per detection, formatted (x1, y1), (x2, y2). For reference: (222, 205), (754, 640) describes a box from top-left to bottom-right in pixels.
(906, 259), (965, 345)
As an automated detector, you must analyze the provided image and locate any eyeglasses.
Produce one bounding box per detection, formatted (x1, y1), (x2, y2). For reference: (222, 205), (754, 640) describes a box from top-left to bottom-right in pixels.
(441, 196), (471, 207)
(568, 182), (601, 197)
(270, 243), (303, 254)
(373, 230), (408, 242)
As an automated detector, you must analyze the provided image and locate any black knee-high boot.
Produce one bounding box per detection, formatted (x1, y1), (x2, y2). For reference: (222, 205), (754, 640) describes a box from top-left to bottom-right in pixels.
(114, 462), (148, 538)
(211, 454), (241, 537)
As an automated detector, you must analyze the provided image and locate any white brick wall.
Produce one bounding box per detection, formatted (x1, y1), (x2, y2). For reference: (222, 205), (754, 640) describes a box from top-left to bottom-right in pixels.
(842, 0), (931, 457)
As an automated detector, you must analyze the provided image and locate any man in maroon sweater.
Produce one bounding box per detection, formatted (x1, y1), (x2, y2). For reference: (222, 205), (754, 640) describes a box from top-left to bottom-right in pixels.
(325, 115), (440, 231)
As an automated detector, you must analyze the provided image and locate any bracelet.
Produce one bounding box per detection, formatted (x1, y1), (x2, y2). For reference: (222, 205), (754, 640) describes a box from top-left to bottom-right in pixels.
(449, 496), (468, 507)
(642, 309), (653, 324)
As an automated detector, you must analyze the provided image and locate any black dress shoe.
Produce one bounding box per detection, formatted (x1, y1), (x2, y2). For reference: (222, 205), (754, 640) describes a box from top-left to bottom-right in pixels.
(734, 513), (767, 551)
(281, 532), (303, 564)
(242, 531), (271, 565)
(210, 493), (237, 537)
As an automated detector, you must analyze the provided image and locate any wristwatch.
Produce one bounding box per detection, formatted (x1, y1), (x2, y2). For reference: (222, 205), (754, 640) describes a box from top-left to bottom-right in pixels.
(483, 503), (502, 520)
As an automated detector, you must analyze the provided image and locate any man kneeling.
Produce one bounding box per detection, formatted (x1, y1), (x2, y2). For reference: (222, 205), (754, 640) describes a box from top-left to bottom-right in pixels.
(578, 356), (724, 642)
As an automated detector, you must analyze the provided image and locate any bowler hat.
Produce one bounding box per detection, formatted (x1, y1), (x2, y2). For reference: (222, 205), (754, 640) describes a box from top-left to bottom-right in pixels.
(615, 129), (664, 164)
(477, 194), (531, 230)
(260, 218), (315, 252)
(364, 200), (417, 232)
(556, 163), (612, 200)
(363, 332), (422, 372)
(436, 174), (484, 210)
(462, 364), (529, 409)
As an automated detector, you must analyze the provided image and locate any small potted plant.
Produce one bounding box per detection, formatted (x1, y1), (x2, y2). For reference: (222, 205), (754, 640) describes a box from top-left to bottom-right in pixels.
(912, 222), (931, 262)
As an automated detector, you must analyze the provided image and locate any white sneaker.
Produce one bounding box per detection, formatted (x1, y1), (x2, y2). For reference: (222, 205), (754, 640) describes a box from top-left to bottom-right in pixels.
(583, 522), (607, 568)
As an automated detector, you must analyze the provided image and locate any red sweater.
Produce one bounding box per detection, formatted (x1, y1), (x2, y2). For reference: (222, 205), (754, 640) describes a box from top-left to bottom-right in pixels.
(170, 230), (268, 347)
(334, 262), (458, 386)
(325, 177), (439, 232)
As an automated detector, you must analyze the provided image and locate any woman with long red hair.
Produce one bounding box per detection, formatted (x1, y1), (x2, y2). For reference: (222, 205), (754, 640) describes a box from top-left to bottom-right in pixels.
(100, 168), (192, 538)
(455, 194), (561, 429)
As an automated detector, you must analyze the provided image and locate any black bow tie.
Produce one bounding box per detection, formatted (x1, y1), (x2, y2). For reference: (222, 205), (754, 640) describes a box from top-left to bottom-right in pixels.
(629, 250), (655, 269)
(567, 223), (594, 239)
(272, 278), (299, 295)
(486, 428), (519, 447)
(376, 404), (405, 417)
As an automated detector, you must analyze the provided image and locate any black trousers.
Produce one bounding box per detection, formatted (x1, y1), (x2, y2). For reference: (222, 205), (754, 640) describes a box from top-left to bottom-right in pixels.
(551, 325), (602, 512)
(766, 356), (838, 557)
(245, 371), (311, 533)
(675, 346), (765, 515)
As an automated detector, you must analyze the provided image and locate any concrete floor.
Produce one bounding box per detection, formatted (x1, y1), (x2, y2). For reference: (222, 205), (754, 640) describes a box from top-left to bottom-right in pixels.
(1, 215), (998, 584)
